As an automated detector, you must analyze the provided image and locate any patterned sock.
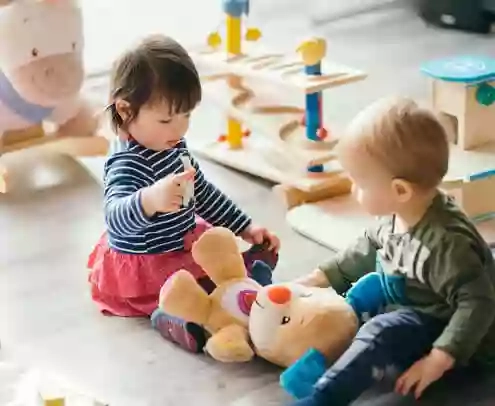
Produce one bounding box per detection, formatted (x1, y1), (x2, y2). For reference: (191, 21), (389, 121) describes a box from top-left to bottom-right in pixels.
(250, 260), (273, 286)
(151, 308), (207, 353)
(242, 241), (279, 272)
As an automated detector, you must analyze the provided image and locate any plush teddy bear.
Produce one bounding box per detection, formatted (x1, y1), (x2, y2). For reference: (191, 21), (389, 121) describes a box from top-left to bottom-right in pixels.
(158, 226), (265, 363)
(159, 226), (360, 371)
(249, 283), (358, 368)
(0, 0), (102, 190)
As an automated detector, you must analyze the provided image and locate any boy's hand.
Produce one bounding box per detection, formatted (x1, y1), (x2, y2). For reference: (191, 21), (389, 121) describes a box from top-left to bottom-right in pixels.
(294, 268), (331, 288)
(240, 224), (280, 252)
(141, 168), (195, 216)
(395, 348), (455, 399)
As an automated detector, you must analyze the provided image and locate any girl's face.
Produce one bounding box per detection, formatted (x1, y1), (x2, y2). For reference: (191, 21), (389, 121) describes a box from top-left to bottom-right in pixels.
(115, 98), (192, 151)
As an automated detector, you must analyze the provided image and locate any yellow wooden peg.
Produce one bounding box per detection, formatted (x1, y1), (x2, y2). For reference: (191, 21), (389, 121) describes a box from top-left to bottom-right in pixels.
(296, 38), (326, 66)
(43, 398), (65, 406)
(245, 27), (261, 42)
(207, 31), (222, 48)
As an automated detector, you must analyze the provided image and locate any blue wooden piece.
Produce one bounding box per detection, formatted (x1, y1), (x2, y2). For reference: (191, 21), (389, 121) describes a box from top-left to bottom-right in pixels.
(420, 55), (495, 84)
(307, 163), (324, 173)
(304, 63), (322, 141)
(468, 168), (495, 181)
(223, 0), (249, 17)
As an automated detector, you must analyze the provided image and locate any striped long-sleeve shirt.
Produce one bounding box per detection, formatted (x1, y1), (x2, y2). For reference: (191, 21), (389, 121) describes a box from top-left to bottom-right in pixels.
(103, 139), (251, 254)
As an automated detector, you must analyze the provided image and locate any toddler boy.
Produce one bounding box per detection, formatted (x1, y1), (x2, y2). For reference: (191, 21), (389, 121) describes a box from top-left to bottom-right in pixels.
(293, 97), (495, 405)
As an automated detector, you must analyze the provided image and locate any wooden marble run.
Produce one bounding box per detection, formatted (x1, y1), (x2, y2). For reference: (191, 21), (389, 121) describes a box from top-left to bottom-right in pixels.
(285, 55), (495, 250)
(0, 118), (109, 194)
(188, 0), (367, 196)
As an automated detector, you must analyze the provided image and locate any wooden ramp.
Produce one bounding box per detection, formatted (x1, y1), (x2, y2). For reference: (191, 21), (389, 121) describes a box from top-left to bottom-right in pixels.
(190, 43), (367, 94)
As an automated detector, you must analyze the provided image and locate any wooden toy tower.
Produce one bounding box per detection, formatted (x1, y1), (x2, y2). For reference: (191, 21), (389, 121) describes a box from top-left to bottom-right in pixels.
(188, 0), (367, 202)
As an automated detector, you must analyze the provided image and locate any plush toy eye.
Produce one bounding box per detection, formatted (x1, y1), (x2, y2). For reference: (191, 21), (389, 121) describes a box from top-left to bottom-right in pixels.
(31, 48), (38, 57)
(281, 316), (290, 325)
(72, 42), (76, 50)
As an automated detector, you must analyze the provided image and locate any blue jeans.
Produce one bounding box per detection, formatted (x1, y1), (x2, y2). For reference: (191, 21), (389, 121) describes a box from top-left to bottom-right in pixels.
(291, 309), (446, 406)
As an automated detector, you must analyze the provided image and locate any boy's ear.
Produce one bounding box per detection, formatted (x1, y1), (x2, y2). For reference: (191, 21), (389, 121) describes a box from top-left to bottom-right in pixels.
(114, 99), (131, 122)
(391, 178), (414, 203)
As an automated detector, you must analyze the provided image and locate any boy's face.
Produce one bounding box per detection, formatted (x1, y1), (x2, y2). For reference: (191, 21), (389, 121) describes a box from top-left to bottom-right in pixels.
(338, 143), (400, 217)
(116, 99), (192, 151)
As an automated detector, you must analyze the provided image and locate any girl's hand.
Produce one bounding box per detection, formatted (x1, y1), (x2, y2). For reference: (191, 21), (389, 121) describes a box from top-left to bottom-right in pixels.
(141, 168), (195, 216)
(240, 224), (280, 252)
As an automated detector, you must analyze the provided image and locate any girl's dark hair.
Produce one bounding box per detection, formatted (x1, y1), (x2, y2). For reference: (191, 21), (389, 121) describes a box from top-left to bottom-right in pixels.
(108, 34), (202, 132)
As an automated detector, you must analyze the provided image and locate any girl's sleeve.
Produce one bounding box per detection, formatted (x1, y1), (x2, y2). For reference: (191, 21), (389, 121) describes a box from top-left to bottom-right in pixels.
(190, 155), (251, 234)
(104, 152), (155, 236)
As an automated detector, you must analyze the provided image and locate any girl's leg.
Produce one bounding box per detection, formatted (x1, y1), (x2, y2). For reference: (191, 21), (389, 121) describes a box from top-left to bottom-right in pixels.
(151, 309), (207, 353)
(290, 309), (446, 406)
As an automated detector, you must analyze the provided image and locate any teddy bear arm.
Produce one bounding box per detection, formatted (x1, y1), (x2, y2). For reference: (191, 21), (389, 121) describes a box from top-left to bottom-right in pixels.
(205, 324), (254, 363)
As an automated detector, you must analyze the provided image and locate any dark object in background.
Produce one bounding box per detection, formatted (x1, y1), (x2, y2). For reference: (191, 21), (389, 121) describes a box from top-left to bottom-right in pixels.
(415, 0), (495, 33)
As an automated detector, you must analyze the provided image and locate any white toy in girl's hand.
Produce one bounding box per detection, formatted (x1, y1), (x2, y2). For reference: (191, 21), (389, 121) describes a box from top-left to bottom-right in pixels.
(0, 0), (96, 136)
(180, 154), (194, 206)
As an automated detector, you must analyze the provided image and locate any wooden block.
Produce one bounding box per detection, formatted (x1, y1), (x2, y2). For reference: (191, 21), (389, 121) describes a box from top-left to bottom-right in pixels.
(16, 369), (109, 406)
(190, 43), (367, 94)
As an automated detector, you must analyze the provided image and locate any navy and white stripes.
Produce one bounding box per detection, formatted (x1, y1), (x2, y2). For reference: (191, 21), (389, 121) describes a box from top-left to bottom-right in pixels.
(104, 139), (251, 254)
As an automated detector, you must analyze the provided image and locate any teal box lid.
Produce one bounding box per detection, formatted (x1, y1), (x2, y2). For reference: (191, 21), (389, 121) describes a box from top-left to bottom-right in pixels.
(421, 55), (495, 84)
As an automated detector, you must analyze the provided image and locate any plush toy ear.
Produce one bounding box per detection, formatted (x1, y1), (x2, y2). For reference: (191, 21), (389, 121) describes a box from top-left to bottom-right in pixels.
(192, 227), (248, 285)
(158, 270), (212, 326)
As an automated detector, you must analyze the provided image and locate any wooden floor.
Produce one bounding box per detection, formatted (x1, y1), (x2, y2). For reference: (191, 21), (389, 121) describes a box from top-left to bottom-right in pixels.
(1, 0), (495, 405)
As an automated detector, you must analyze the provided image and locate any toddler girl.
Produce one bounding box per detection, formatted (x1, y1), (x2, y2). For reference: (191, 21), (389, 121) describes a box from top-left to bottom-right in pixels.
(88, 34), (279, 352)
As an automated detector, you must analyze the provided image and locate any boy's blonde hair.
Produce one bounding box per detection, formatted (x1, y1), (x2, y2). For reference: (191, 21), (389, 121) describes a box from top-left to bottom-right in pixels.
(342, 97), (450, 189)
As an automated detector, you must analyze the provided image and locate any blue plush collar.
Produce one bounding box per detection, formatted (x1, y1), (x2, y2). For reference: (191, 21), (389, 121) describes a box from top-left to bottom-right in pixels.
(0, 69), (54, 123)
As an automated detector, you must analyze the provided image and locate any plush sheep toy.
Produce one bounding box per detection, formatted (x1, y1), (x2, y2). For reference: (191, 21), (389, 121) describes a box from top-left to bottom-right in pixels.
(0, 0), (98, 161)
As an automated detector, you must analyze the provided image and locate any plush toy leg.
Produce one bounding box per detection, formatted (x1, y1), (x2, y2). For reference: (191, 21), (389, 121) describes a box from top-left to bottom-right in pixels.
(205, 324), (254, 363)
(280, 348), (327, 399)
(159, 270), (212, 326)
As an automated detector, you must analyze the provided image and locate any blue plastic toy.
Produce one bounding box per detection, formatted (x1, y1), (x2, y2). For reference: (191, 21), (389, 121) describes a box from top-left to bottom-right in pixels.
(420, 55), (495, 84)
(280, 348), (328, 399)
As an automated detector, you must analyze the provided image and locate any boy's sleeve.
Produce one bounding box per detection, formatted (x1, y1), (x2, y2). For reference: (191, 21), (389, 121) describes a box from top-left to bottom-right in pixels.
(318, 225), (382, 294)
(104, 153), (155, 236)
(190, 156), (251, 235)
(427, 235), (495, 365)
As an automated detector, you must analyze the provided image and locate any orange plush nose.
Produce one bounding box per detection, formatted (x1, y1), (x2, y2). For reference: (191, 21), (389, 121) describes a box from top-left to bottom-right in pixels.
(267, 285), (292, 305)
